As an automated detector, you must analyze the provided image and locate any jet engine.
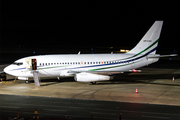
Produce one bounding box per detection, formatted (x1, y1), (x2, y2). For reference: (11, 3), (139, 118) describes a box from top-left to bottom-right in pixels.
(18, 77), (28, 80)
(74, 72), (112, 82)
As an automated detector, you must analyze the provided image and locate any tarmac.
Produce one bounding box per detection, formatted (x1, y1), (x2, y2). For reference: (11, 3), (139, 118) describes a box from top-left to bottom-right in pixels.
(1, 94), (180, 120)
(0, 63), (180, 106)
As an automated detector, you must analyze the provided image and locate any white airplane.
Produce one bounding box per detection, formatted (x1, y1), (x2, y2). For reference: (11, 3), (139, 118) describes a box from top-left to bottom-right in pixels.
(3, 21), (177, 85)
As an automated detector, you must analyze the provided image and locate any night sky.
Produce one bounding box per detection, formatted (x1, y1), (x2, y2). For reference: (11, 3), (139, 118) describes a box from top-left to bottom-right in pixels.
(1, 1), (180, 63)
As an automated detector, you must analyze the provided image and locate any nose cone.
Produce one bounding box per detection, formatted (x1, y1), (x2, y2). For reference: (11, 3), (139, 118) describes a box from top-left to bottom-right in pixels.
(3, 65), (16, 76)
(3, 65), (28, 77)
(4, 65), (11, 74)
(4, 66), (9, 73)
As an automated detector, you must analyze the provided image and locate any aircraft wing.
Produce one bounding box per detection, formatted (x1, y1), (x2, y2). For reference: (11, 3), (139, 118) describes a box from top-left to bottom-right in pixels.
(67, 70), (124, 75)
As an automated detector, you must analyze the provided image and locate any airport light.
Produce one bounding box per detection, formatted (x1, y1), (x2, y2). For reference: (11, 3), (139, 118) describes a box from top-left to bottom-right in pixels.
(120, 49), (130, 53)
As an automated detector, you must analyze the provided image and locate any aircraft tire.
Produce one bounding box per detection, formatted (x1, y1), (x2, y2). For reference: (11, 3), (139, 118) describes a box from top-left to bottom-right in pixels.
(25, 80), (29, 84)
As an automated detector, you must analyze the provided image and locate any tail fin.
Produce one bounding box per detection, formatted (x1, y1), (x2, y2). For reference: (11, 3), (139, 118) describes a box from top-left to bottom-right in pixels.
(128, 21), (163, 55)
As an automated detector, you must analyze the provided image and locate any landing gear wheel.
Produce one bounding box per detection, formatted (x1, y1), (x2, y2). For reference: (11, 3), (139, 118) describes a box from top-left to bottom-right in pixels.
(25, 80), (29, 84)
(90, 82), (97, 85)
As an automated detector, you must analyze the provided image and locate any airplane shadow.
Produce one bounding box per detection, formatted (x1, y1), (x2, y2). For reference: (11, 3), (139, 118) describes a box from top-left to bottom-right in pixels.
(4, 67), (180, 87)
(28, 77), (75, 86)
(96, 73), (180, 86)
(1, 79), (15, 81)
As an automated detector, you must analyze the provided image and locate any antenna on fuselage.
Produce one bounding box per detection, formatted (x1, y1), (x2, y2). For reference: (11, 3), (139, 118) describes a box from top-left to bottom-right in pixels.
(78, 51), (81, 55)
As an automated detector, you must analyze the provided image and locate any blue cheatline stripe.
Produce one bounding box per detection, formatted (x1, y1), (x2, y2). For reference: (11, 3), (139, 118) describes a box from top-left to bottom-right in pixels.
(132, 47), (157, 62)
(10, 67), (26, 71)
(118, 39), (159, 60)
(67, 46), (157, 71)
(10, 46), (157, 72)
(87, 47), (157, 71)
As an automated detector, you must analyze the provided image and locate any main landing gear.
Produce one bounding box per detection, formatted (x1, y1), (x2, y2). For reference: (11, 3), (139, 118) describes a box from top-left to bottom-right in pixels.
(25, 80), (29, 84)
(90, 82), (97, 85)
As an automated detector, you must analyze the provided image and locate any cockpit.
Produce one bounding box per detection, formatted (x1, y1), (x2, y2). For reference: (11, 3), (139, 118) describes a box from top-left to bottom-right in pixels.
(12, 62), (23, 66)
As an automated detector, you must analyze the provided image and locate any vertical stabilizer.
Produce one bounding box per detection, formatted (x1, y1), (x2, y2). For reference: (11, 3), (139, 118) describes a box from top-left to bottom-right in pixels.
(128, 21), (163, 54)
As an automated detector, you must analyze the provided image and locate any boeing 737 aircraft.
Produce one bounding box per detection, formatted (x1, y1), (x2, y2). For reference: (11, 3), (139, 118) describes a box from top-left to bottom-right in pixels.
(3, 21), (177, 85)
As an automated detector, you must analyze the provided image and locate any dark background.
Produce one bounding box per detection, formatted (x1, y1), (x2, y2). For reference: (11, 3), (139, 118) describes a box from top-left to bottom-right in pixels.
(1, 1), (180, 64)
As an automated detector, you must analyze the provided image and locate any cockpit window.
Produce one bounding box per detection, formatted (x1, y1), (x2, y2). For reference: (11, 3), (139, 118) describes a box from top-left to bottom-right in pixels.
(12, 62), (23, 66)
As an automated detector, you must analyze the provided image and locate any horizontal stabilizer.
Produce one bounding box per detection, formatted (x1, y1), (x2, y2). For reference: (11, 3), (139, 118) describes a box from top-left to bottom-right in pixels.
(147, 54), (178, 58)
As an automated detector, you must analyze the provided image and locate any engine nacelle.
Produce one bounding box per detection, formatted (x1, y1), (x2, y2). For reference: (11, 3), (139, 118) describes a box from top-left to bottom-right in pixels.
(18, 77), (28, 80)
(74, 72), (112, 82)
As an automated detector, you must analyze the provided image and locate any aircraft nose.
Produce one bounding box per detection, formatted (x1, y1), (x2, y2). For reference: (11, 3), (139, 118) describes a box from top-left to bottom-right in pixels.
(4, 65), (16, 76)
(4, 66), (10, 74)
(3, 65), (14, 75)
